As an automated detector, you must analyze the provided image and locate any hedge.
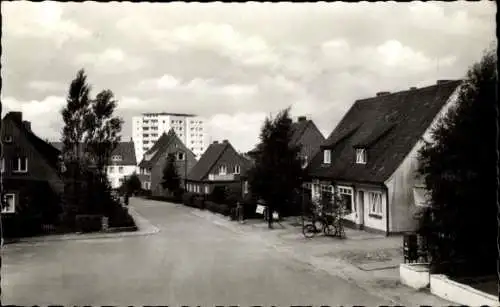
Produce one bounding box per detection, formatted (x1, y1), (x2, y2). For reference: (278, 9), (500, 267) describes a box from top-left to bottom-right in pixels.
(75, 214), (102, 233)
(182, 192), (197, 207)
(205, 201), (231, 216)
(108, 207), (136, 229)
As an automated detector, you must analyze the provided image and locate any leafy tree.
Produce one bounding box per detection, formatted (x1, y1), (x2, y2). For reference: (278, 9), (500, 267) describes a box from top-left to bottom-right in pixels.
(416, 47), (497, 276)
(161, 153), (181, 195)
(247, 107), (306, 228)
(61, 69), (92, 163)
(84, 89), (123, 180)
(125, 173), (142, 196)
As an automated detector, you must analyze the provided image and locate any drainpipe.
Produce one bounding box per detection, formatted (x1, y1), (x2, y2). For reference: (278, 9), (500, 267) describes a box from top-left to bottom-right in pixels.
(385, 185), (390, 236)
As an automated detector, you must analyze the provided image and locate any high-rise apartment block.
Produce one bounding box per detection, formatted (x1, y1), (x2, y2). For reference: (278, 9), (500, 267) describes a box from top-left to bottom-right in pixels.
(132, 112), (207, 162)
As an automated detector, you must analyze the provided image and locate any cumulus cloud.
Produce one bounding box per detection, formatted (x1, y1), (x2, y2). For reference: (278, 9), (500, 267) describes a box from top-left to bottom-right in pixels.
(1, 1), (496, 151)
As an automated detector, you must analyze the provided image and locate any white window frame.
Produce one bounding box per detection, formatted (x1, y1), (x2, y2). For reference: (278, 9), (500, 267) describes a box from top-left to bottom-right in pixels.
(323, 150), (331, 164)
(112, 155), (122, 161)
(337, 185), (354, 212)
(356, 148), (367, 164)
(177, 152), (185, 161)
(302, 155), (308, 169)
(368, 191), (383, 216)
(118, 166), (124, 174)
(2, 193), (16, 214)
(234, 165), (240, 174)
(4, 136), (12, 143)
(1, 158), (4, 173)
(109, 166), (115, 173)
(205, 185), (209, 194)
(12, 157), (28, 173)
(219, 165), (227, 175)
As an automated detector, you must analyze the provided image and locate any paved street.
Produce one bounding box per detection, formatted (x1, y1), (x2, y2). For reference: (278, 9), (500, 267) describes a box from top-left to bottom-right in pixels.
(1, 197), (394, 306)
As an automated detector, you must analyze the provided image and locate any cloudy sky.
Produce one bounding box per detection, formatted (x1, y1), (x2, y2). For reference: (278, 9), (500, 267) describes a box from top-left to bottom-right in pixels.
(1, 1), (496, 152)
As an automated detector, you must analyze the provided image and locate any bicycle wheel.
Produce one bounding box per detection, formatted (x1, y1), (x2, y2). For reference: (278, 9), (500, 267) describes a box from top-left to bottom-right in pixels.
(323, 224), (335, 236)
(302, 224), (317, 238)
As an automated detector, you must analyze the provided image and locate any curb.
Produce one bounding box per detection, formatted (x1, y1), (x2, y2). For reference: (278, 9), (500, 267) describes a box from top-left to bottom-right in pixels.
(3, 207), (160, 246)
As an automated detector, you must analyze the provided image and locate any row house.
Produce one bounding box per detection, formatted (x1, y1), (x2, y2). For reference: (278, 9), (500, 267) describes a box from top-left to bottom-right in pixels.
(305, 80), (463, 234)
(1, 112), (63, 221)
(138, 129), (197, 196)
(185, 140), (251, 195)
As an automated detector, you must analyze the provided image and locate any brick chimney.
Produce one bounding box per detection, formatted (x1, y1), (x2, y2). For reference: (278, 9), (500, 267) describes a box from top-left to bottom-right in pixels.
(410, 87), (417, 90)
(222, 139), (229, 144)
(376, 91), (391, 97)
(22, 121), (31, 132)
(298, 116), (307, 122)
(213, 141), (219, 144)
(7, 111), (22, 123)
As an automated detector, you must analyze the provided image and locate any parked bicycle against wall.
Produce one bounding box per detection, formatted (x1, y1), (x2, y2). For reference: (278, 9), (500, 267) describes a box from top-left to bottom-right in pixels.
(302, 214), (336, 238)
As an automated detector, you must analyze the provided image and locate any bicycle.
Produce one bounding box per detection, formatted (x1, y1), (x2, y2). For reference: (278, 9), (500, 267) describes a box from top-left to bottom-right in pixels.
(302, 214), (336, 238)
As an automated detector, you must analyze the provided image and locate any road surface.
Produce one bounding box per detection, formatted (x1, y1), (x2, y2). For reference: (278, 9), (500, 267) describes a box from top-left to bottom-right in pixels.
(1, 197), (393, 306)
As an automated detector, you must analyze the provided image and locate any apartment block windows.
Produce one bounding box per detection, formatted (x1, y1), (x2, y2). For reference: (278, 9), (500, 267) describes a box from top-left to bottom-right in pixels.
(12, 157), (28, 173)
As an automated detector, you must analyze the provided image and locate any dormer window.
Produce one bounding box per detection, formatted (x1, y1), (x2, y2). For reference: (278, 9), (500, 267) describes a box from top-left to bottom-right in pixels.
(323, 150), (331, 164)
(219, 165), (227, 175)
(356, 148), (367, 164)
(112, 155), (122, 162)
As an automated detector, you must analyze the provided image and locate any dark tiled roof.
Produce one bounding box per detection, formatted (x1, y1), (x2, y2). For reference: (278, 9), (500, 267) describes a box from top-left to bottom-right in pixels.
(187, 141), (252, 181)
(138, 129), (193, 168)
(187, 142), (228, 181)
(7, 116), (61, 170)
(307, 80), (462, 184)
(50, 140), (137, 166)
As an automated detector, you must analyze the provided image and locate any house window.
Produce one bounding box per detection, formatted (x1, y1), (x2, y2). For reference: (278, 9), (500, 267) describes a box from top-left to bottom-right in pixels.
(205, 185), (209, 194)
(338, 186), (354, 213)
(234, 165), (240, 174)
(219, 165), (227, 175)
(323, 150), (331, 164)
(243, 181), (249, 194)
(302, 155), (308, 168)
(196, 185), (200, 193)
(177, 152), (185, 161)
(112, 155), (122, 161)
(2, 193), (15, 214)
(356, 148), (367, 164)
(109, 166), (114, 173)
(12, 157), (28, 173)
(1, 158), (4, 173)
(368, 192), (383, 217)
(3, 136), (12, 143)
(119, 167), (124, 174)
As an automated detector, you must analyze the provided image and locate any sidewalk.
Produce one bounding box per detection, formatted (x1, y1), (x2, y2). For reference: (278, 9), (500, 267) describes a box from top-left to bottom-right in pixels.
(190, 209), (452, 306)
(2, 207), (160, 246)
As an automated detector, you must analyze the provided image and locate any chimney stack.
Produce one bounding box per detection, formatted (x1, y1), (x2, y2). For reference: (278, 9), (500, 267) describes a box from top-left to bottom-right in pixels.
(7, 111), (22, 123)
(222, 139), (229, 144)
(410, 87), (417, 90)
(22, 121), (31, 132)
(213, 141), (219, 144)
(298, 116), (307, 122)
(376, 91), (391, 97)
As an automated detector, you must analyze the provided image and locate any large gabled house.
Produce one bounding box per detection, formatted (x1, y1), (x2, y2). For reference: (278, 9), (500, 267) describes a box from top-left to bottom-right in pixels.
(306, 80), (463, 235)
(1, 112), (63, 223)
(185, 140), (251, 195)
(50, 140), (138, 190)
(138, 129), (197, 196)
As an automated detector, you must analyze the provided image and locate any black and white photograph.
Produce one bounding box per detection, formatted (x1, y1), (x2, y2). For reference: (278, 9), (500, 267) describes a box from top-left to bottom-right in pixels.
(0, 1), (497, 306)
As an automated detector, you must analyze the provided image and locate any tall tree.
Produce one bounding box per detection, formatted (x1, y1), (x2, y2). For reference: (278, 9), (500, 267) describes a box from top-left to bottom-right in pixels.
(161, 153), (181, 195)
(247, 107), (306, 228)
(84, 89), (123, 179)
(61, 69), (92, 163)
(416, 47), (497, 276)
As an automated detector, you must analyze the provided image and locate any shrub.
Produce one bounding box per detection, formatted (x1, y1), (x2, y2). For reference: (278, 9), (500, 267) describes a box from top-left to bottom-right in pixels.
(75, 214), (102, 233)
(204, 201), (231, 216)
(209, 186), (228, 204)
(108, 207), (136, 229)
(192, 195), (205, 210)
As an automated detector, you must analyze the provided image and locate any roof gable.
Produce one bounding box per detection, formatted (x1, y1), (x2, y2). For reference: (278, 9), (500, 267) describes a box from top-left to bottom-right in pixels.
(308, 80), (462, 183)
(138, 129), (193, 168)
(50, 141), (136, 166)
(187, 142), (228, 181)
